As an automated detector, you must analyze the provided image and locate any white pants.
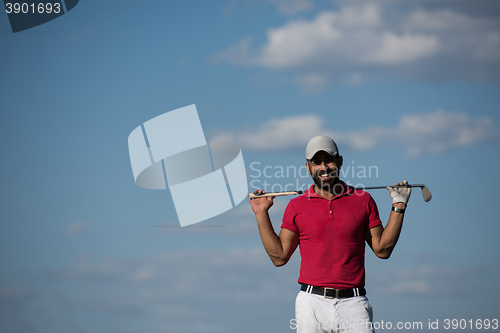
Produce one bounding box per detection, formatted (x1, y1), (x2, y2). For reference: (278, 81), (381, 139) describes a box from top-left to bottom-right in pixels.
(293, 291), (375, 333)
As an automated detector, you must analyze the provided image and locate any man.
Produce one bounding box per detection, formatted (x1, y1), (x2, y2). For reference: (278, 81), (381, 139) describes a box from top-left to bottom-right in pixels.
(249, 135), (411, 333)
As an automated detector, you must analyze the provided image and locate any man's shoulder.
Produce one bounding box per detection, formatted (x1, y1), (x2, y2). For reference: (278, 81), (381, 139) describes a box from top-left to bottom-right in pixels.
(340, 184), (378, 208)
(348, 187), (371, 197)
(284, 189), (315, 211)
(350, 187), (375, 200)
(286, 192), (308, 205)
(287, 185), (316, 202)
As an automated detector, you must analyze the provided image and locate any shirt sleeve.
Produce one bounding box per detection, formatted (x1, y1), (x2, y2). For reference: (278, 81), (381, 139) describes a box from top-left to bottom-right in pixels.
(367, 195), (382, 229)
(281, 200), (299, 233)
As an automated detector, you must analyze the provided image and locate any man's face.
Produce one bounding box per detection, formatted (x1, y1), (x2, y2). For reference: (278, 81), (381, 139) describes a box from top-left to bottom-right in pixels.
(306, 151), (343, 192)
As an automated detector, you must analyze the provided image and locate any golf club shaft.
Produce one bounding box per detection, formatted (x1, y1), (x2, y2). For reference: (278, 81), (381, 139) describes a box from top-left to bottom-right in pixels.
(359, 184), (427, 190)
(249, 191), (303, 199)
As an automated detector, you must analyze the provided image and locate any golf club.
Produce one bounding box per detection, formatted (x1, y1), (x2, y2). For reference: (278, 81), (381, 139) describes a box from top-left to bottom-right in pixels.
(359, 184), (432, 202)
(248, 184), (432, 202)
(248, 190), (303, 199)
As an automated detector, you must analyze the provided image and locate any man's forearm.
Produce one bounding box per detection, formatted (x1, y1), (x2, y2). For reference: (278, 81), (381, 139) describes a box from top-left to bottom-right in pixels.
(379, 203), (406, 257)
(254, 211), (286, 265)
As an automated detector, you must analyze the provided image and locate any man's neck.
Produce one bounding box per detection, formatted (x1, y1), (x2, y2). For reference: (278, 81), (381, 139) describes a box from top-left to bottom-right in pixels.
(313, 181), (344, 200)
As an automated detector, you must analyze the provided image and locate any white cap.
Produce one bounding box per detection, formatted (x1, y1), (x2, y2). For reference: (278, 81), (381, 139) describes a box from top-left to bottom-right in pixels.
(305, 135), (339, 160)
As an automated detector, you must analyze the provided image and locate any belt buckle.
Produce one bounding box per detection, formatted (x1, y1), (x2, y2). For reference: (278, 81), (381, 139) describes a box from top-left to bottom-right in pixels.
(323, 287), (339, 298)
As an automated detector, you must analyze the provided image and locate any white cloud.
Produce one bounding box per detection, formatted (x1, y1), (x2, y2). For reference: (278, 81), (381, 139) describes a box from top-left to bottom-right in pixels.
(212, 114), (330, 151)
(65, 221), (90, 235)
(9, 245), (500, 332)
(0, 288), (37, 333)
(0, 287), (35, 303)
(370, 264), (487, 295)
(365, 32), (439, 65)
(294, 73), (331, 93)
(213, 1), (500, 91)
(211, 110), (500, 157)
(58, 255), (125, 278)
(395, 110), (500, 156)
(46, 248), (301, 332)
(270, 0), (314, 16)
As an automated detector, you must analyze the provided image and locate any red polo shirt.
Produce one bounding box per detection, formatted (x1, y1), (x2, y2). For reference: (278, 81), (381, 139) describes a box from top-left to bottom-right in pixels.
(281, 182), (382, 289)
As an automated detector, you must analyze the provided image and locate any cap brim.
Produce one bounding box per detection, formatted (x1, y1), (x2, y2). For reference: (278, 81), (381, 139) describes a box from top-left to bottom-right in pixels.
(306, 149), (338, 160)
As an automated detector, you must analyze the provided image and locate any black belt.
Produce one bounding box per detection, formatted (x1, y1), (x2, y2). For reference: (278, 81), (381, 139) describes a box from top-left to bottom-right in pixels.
(300, 284), (366, 298)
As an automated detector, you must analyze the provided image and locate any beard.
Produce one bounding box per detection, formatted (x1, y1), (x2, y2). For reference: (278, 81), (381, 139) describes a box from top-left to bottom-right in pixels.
(312, 167), (341, 193)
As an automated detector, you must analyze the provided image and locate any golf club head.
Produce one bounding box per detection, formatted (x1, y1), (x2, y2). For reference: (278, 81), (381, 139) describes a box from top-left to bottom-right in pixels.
(420, 185), (432, 202)
(357, 184), (432, 202)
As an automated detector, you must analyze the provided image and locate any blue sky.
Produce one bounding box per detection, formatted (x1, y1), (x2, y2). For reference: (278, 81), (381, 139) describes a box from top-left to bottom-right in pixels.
(1, 0), (500, 332)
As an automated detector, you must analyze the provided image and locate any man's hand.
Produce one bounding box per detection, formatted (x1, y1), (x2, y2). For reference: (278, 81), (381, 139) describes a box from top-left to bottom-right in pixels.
(387, 180), (412, 205)
(249, 190), (274, 214)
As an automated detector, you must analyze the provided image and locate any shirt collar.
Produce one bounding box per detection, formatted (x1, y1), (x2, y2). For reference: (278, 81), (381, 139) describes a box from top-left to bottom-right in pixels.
(304, 181), (355, 200)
